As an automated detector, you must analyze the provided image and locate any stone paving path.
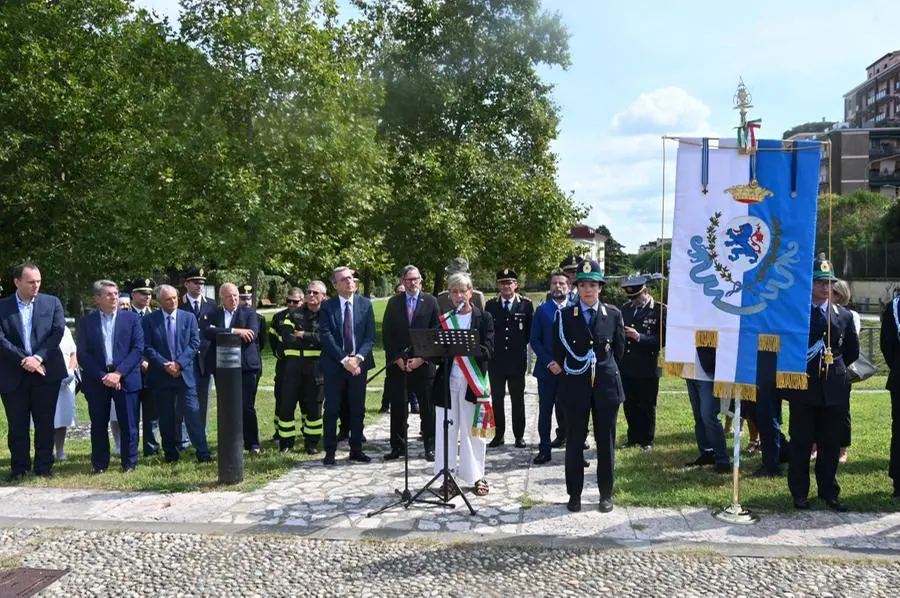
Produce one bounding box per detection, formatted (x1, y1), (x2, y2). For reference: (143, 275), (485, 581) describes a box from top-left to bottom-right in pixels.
(1, 379), (899, 559)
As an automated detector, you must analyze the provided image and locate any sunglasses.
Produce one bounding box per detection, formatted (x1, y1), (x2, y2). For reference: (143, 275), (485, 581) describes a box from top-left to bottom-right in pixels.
(286, 299), (301, 305)
(306, 290), (322, 296)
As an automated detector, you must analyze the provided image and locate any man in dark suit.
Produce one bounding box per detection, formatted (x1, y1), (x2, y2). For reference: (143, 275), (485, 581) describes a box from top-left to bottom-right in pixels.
(319, 266), (376, 465)
(142, 284), (212, 463)
(485, 269), (533, 449)
(382, 265), (440, 462)
(0, 263), (67, 481)
(530, 270), (570, 464)
(882, 291), (900, 499)
(784, 254), (859, 512)
(553, 260), (626, 513)
(204, 282), (262, 453)
(178, 267), (217, 427)
(619, 275), (666, 451)
(129, 277), (160, 457)
(77, 280), (145, 473)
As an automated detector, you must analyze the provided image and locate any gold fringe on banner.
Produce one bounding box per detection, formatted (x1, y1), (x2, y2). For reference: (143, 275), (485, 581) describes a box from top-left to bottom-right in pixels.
(713, 381), (758, 402)
(662, 362), (695, 378)
(758, 334), (780, 352)
(776, 372), (808, 390)
(695, 330), (719, 348)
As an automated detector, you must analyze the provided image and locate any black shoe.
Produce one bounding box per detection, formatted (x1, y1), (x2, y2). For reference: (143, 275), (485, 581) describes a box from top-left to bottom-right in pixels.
(306, 446), (321, 455)
(583, 442), (590, 450)
(488, 437), (505, 448)
(92, 467), (107, 475)
(618, 442), (636, 450)
(409, 401), (420, 414)
(685, 453), (716, 467)
(532, 452), (551, 465)
(825, 498), (848, 512)
(280, 446), (292, 454)
(640, 445), (652, 452)
(383, 449), (402, 461)
(197, 455), (213, 463)
(793, 497), (810, 510)
(249, 447), (262, 456)
(7, 472), (25, 483)
(34, 470), (53, 479)
(566, 496), (581, 512)
(121, 466), (136, 473)
(550, 436), (566, 449)
(349, 451), (371, 463)
(379, 402), (390, 414)
(598, 498), (614, 513)
(424, 450), (435, 462)
(751, 466), (782, 478)
(144, 448), (159, 457)
(514, 438), (526, 448)
(714, 463), (732, 474)
(323, 452), (336, 466)
(583, 459), (590, 468)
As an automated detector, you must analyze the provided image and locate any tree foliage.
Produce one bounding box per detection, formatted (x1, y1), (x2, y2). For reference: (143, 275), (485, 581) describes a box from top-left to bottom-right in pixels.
(816, 190), (892, 277)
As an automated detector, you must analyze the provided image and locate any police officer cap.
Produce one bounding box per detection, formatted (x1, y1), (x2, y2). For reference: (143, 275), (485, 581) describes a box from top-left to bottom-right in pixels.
(620, 274), (647, 295)
(239, 283), (254, 298)
(445, 256), (471, 274)
(575, 260), (605, 283)
(813, 252), (836, 281)
(496, 268), (518, 282)
(560, 254), (584, 273)
(184, 267), (207, 283)
(130, 277), (156, 294)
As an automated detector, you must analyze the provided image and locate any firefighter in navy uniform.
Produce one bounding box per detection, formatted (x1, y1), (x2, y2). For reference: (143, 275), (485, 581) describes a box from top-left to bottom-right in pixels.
(273, 281), (327, 454)
(619, 275), (666, 451)
(553, 259), (626, 513)
(484, 269), (533, 448)
(784, 254), (859, 512)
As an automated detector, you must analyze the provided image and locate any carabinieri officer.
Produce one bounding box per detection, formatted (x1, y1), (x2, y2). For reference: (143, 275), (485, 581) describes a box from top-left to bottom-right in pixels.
(553, 259), (625, 513)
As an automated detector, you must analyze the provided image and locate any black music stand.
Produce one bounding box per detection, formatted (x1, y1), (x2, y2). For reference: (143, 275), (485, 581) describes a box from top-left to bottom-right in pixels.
(405, 327), (480, 515)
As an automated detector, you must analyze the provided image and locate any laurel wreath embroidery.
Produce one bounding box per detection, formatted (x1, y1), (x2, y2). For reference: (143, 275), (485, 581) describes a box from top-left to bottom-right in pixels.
(706, 212), (737, 290)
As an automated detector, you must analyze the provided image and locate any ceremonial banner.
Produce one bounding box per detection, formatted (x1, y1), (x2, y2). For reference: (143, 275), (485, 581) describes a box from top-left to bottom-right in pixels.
(665, 138), (821, 399)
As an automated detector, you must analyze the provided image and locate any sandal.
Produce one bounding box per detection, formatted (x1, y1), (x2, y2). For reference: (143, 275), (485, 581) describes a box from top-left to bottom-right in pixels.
(474, 479), (489, 496)
(746, 440), (761, 456)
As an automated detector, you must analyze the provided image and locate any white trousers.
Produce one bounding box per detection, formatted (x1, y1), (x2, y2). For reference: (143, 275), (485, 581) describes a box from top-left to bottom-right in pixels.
(434, 375), (487, 484)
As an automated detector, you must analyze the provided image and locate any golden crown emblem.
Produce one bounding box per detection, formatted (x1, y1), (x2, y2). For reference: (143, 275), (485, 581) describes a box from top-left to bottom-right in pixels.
(724, 179), (773, 204)
(144, 279), (150, 286)
(198, 268), (205, 277)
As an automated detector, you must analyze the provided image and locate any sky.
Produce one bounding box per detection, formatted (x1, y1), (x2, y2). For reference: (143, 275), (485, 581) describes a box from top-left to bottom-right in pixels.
(134, 0), (896, 252)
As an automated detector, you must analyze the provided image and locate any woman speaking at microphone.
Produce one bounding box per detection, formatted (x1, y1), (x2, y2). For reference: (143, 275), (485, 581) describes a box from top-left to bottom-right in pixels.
(432, 272), (495, 497)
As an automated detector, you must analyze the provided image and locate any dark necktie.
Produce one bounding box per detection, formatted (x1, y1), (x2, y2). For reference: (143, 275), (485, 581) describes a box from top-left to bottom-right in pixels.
(166, 314), (177, 358)
(343, 301), (353, 354)
(811, 304), (826, 332)
(504, 300), (511, 312)
(193, 300), (200, 316)
(587, 307), (596, 331)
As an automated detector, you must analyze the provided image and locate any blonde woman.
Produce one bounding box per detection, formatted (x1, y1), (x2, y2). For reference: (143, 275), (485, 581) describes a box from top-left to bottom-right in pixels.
(832, 280), (859, 464)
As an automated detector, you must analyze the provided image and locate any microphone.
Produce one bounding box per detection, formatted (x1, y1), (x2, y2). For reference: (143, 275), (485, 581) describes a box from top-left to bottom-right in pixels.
(455, 300), (466, 313)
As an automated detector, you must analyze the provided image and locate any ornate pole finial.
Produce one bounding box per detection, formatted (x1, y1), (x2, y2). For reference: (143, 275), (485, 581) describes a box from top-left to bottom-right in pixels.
(734, 77), (753, 127)
(734, 78), (760, 156)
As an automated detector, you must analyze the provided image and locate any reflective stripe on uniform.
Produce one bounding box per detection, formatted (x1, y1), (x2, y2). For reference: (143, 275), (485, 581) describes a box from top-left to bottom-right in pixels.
(302, 416), (323, 436)
(276, 417), (297, 438)
(284, 349), (301, 357)
(283, 349), (320, 357)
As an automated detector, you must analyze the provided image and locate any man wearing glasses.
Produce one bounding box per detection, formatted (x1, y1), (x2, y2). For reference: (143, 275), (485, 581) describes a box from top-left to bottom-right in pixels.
(382, 265), (441, 462)
(271, 282), (328, 453)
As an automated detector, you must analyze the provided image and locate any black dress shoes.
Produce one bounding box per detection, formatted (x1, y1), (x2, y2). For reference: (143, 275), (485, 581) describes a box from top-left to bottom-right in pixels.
(751, 466), (782, 478)
(424, 450), (435, 462)
(121, 466), (136, 473)
(532, 452), (551, 465)
(550, 436), (566, 448)
(566, 496), (581, 512)
(383, 449), (402, 461)
(713, 463), (732, 474)
(583, 459), (590, 468)
(514, 438), (526, 448)
(487, 437), (505, 448)
(825, 498), (848, 512)
(323, 452), (336, 466)
(349, 451), (372, 463)
(92, 467), (107, 475)
(409, 400), (420, 414)
(598, 498), (614, 513)
(684, 453), (716, 467)
(379, 402), (390, 414)
(793, 497), (810, 510)
(7, 472), (26, 482)
(197, 455), (213, 464)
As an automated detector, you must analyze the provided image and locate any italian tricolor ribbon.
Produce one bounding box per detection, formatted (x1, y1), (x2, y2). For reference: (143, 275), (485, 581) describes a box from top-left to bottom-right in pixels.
(439, 310), (495, 438)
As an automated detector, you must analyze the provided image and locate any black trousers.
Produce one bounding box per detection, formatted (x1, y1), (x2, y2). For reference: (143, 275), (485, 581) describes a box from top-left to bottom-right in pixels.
(564, 398), (619, 500)
(240, 371), (261, 450)
(275, 358), (324, 448)
(890, 390), (900, 492)
(621, 375), (659, 446)
(386, 362), (435, 451)
(488, 367), (526, 440)
(787, 400), (845, 502)
(139, 387), (159, 455)
(1, 376), (59, 476)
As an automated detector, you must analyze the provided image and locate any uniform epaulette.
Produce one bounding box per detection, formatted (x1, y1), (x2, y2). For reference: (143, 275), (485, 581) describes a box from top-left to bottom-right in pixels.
(517, 293), (532, 302)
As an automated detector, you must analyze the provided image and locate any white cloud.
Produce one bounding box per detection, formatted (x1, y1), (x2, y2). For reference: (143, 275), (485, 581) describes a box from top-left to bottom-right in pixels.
(611, 87), (712, 135)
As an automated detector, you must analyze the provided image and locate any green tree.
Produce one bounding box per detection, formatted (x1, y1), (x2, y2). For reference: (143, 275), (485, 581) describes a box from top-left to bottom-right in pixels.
(596, 225), (631, 276)
(356, 0), (584, 292)
(630, 243), (671, 277)
(816, 190), (891, 277)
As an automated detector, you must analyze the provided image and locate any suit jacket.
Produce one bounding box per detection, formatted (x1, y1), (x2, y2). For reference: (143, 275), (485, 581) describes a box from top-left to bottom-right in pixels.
(382, 292), (441, 363)
(129, 305), (155, 388)
(432, 307), (494, 408)
(784, 303), (860, 407)
(553, 302), (626, 407)
(142, 309), (200, 389)
(882, 297), (900, 393)
(178, 294), (217, 375)
(76, 309), (144, 394)
(203, 306), (261, 374)
(530, 298), (566, 381)
(318, 294), (376, 376)
(484, 294), (533, 374)
(619, 298), (666, 378)
(0, 293), (67, 393)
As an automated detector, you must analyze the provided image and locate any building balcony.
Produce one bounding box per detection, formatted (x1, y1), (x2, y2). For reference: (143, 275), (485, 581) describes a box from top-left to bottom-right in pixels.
(869, 171), (900, 184)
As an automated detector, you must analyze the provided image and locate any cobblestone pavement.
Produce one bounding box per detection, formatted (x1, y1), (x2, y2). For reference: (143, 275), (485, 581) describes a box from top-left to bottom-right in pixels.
(0, 527), (897, 598)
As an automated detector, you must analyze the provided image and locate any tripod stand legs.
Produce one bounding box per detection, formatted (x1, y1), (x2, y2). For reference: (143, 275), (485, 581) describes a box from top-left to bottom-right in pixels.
(367, 365), (415, 518)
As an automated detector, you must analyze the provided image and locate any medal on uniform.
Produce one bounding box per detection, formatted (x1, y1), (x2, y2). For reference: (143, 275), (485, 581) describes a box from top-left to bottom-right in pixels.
(519, 321), (523, 330)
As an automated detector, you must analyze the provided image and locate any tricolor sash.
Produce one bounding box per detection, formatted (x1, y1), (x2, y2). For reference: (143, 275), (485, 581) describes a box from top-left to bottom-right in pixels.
(439, 310), (495, 438)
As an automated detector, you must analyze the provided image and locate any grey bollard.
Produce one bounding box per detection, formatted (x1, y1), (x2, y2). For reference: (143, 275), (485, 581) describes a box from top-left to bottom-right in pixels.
(215, 333), (244, 484)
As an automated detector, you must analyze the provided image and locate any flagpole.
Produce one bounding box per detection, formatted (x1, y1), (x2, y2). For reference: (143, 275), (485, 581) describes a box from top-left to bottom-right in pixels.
(712, 78), (761, 526)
